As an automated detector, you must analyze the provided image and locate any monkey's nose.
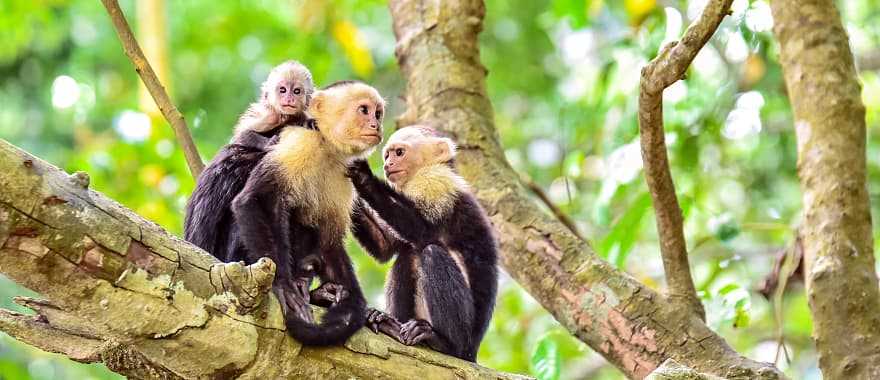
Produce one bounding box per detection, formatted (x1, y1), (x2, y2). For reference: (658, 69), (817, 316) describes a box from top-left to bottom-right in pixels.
(383, 163), (392, 171)
(368, 123), (379, 130)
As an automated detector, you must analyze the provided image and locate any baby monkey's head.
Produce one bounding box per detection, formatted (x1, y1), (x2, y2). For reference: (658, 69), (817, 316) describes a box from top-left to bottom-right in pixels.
(262, 60), (314, 116)
(382, 126), (456, 186)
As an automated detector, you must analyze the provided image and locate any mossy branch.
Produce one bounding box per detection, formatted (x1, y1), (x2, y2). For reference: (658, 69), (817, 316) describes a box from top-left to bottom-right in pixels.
(0, 138), (528, 380)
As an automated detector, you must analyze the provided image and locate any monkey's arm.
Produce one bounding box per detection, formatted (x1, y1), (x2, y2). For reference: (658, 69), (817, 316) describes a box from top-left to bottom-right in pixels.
(350, 199), (407, 263)
(231, 165), (294, 283)
(347, 160), (431, 243)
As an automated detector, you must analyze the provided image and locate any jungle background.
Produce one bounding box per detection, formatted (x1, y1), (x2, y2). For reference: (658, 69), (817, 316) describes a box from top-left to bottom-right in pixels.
(0, 0), (878, 378)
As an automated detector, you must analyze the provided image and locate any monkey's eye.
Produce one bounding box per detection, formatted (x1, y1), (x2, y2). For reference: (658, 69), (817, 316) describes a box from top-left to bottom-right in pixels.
(395, 148), (405, 157)
(293, 88), (302, 95)
(375, 110), (383, 120)
(358, 105), (369, 115)
(279, 87), (287, 94)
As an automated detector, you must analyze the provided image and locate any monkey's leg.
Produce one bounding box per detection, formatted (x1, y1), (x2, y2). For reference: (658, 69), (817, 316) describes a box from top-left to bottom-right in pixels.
(401, 244), (475, 359)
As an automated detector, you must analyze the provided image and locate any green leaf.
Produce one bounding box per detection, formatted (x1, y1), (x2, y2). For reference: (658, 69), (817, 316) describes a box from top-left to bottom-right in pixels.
(715, 220), (740, 242)
(530, 334), (561, 380)
(598, 192), (652, 267)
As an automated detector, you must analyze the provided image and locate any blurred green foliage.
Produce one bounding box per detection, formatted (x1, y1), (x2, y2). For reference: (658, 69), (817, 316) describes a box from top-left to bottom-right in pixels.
(1, 0), (879, 379)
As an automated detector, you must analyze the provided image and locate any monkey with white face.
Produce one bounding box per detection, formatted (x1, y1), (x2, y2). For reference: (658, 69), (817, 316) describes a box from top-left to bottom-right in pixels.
(231, 81), (385, 346)
(185, 60), (314, 262)
(347, 126), (498, 361)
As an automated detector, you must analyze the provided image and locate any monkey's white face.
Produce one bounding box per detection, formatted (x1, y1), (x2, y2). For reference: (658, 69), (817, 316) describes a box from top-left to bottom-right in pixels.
(310, 83), (385, 156)
(262, 61), (314, 116)
(267, 77), (311, 115)
(382, 127), (455, 185)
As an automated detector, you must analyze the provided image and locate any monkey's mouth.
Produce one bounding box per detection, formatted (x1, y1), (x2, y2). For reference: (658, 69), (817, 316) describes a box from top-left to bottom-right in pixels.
(280, 104), (301, 113)
(386, 170), (405, 182)
(361, 133), (382, 143)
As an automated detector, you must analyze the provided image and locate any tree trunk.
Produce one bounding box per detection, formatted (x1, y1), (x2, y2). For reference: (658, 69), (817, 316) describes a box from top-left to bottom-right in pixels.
(388, 0), (782, 378)
(770, 1), (880, 378)
(0, 139), (528, 380)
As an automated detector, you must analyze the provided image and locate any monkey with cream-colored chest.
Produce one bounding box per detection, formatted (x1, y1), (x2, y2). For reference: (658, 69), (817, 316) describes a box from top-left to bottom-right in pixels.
(348, 125), (499, 361)
(230, 81), (385, 346)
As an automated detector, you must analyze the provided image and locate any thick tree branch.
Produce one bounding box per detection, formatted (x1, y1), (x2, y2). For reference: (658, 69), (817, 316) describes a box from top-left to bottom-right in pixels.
(388, 0), (781, 378)
(0, 139), (528, 380)
(770, 1), (880, 378)
(638, 0), (733, 320)
(100, 0), (205, 178)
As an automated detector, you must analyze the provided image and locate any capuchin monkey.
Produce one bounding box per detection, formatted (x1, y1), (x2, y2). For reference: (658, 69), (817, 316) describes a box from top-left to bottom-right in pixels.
(230, 81), (385, 345)
(184, 60), (314, 262)
(347, 126), (498, 361)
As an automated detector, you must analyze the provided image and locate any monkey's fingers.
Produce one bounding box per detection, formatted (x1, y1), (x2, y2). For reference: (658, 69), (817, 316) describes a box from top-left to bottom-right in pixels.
(283, 292), (315, 324)
(400, 319), (433, 346)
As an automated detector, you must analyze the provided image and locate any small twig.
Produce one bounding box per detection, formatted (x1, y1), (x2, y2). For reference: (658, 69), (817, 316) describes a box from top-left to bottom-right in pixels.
(521, 176), (584, 241)
(101, 0), (205, 179)
(637, 0), (733, 320)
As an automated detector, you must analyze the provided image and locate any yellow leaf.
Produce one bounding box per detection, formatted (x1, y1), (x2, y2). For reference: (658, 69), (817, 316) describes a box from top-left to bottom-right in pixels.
(742, 54), (766, 88)
(139, 164), (165, 187)
(332, 20), (374, 78)
(624, 0), (656, 25)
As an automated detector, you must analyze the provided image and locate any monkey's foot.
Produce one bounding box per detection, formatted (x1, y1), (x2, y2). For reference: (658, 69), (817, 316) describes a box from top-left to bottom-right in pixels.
(400, 319), (435, 346)
(366, 308), (402, 336)
(310, 282), (349, 307)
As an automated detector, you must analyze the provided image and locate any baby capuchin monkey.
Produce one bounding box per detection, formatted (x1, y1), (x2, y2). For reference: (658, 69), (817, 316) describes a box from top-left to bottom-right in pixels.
(230, 81), (385, 346)
(347, 126), (498, 361)
(184, 60), (314, 262)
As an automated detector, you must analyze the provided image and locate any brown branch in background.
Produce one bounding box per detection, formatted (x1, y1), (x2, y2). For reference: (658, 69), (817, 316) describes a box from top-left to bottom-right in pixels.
(100, 0), (205, 179)
(521, 176), (584, 241)
(638, 0), (733, 320)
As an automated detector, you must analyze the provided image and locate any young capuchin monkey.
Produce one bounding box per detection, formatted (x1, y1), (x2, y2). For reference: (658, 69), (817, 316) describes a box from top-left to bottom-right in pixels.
(346, 126), (498, 361)
(230, 81), (385, 345)
(184, 60), (314, 261)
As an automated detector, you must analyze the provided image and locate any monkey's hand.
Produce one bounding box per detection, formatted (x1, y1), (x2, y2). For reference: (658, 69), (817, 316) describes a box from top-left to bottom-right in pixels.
(275, 280), (315, 324)
(310, 282), (349, 307)
(345, 159), (373, 186)
(400, 319), (436, 346)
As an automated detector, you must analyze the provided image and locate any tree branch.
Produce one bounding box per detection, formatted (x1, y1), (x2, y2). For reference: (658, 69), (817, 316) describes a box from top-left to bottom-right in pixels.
(637, 0), (733, 320)
(521, 176), (584, 241)
(770, 1), (880, 378)
(0, 139), (528, 380)
(388, 0), (781, 378)
(100, 0), (205, 179)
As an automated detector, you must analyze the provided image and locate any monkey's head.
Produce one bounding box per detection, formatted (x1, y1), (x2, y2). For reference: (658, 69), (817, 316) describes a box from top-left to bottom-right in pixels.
(310, 81), (385, 157)
(382, 126), (456, 186)
(262, 60), (314, 116)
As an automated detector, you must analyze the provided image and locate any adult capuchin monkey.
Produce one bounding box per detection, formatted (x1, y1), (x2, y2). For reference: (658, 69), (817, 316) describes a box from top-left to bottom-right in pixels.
(346, 126), (498, 361)
(230, 81), (385, 345)
(184, 60), (314, 262)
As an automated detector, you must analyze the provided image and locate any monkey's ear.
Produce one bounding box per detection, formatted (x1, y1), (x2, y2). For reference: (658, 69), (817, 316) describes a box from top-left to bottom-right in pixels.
(311, 91), (326, 114)
(432, 138), (456, 163)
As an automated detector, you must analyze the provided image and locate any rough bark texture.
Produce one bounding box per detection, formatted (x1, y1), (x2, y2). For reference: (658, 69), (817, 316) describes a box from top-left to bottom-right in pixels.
(770, 1), (880, 378)
(389, 0), (782, 378)
(0, 139), (529, 380)
(638, 0), (735, 320)
(101, 0), (205, 178)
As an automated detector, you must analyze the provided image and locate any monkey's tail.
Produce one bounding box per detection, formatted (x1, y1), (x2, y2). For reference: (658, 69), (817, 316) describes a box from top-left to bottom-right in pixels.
(284, 294), (366, 346)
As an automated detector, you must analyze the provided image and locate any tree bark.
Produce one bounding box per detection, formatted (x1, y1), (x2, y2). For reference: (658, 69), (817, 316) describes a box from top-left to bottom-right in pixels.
(388, 0), (782, 378)
(0, 139), (528, 380)
(638, 0), (735, 321)
(770, 1), (880, 378)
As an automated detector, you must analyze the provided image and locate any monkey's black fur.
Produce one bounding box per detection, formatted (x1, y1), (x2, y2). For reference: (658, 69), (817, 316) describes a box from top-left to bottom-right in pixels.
(184, 125), (285, 260)
(228, 150), (366, 346)
(348, 160), (498, 361)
